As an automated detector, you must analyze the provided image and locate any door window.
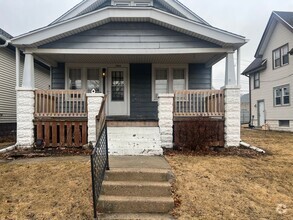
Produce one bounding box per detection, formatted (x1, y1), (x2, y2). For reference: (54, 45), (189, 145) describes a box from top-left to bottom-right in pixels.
(111, 71), (124, 101)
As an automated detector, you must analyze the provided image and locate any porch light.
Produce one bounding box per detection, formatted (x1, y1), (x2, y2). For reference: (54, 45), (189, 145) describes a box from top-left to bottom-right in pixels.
(102, 68), (106, 76)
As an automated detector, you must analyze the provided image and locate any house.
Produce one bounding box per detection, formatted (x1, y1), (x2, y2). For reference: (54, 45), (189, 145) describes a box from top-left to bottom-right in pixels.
(242, 11), (293, 132)
(0, 28), (50, 138)
(241, 93), (250, 124)
(10, 0), (247, 154)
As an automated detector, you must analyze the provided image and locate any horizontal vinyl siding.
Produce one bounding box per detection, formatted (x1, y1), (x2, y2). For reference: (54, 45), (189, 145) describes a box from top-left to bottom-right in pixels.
(130, 63), (158, 119)
(51, 63), (65, 89)
(40, 22), (220, 49)
(0, 47), (17, 123)
(188, 63), (212, 90)
(0, 47), (50, 124)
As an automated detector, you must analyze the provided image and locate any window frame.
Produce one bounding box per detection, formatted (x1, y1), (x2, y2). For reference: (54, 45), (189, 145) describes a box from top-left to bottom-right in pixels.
(65, 64), (103, 93)
(273, 84), (290, 107)
(152, 64), (188, 101)
(279, 120), (290, 127)
(112, 0), (153, 6)
(254, 72), (260, 89)
(273, 44), (289, 69)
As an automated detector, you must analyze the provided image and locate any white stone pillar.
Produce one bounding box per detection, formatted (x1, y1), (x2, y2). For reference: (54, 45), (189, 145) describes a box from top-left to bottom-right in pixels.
(16, 88), (35, 148)
(237, 48), (241, 87)
(86, 93), (104, 145)
(225, 52), (236, 86)
(158, 94), (174, 149)
(224, 86), (241, 147)
(22, 53), (35, 88)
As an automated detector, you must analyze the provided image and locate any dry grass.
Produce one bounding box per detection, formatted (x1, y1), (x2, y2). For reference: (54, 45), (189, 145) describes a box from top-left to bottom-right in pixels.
(0, 157), (92, 220)
(166, 129), (293, 219)
(0, 129), (292, 219)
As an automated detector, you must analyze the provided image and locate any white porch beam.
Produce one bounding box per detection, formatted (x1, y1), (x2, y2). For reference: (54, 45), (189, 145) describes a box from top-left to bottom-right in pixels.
(22, 53), (35, 89)
(225, 52), (236, 86)
(15, 47), (20, 88)
(26, 47), (233, 55)
(237, 48), (241, 86)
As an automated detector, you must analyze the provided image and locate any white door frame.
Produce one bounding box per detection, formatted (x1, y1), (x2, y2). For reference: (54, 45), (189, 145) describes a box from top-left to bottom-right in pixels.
(107, 67), (130, 116)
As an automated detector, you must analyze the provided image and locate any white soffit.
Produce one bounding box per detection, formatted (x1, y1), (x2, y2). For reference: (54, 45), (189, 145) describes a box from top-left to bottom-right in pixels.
(11, 7), (246, 48)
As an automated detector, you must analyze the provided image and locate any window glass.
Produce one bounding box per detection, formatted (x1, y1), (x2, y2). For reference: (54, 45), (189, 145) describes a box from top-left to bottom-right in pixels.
(254, 72), (260, 89)
(69, 69), (82, 90)
(282, 45), (289, 65)
(173, 69), (185, 91)
(111, 71), (124, 101)
(275, 88), (282, 105)
(87, 69), (100, 93)
(283, 86), (290, 104)
(155, 69), (168, 98)
(274, 50), (281, 68)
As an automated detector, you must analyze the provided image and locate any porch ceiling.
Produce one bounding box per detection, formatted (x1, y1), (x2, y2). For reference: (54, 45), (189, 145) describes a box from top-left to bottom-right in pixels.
(39, 53), (225, 65)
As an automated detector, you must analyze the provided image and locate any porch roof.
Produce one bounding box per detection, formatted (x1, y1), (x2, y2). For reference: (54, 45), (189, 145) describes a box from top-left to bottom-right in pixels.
(11, 7), (247, 49)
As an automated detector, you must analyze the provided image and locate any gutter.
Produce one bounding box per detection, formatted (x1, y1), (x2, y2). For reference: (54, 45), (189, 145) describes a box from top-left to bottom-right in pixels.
(0, 35), (9, 47)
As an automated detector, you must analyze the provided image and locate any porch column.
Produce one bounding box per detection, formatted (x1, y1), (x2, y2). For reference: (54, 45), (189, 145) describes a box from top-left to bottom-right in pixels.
(225, 52), (236, 86)
(87, 93), (104, 145)
(224, 86), (240, 147)
(22, 53), (35, 88)
(158, 94), (174, 149)
(16, 88), (35, 148)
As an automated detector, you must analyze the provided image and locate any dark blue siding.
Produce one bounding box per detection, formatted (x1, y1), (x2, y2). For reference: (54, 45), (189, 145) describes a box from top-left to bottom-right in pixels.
(188, 64), (212, 90)
(130, 64), (158, 119)
(51, 63), (65, 89)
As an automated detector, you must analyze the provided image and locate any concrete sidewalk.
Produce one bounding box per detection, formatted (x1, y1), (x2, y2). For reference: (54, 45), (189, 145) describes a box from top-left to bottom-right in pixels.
(109, 156), (171, 170)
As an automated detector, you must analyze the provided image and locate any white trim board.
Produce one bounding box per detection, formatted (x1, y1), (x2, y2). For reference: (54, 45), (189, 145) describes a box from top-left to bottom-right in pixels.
(12, 7), (246, 48)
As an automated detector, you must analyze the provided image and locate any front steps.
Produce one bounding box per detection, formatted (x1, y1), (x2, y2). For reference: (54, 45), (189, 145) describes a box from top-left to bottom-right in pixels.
(107, 127), (162, 155)
(98, 168), (175, 219)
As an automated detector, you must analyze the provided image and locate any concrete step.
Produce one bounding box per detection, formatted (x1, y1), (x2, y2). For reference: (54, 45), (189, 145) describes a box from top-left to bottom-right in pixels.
(104, 168), (173, 182)
(98, 213), (175, 220)
(107, 127), (162, 156)
(98, 195), (174, 213)
(101, 181), (172, 197)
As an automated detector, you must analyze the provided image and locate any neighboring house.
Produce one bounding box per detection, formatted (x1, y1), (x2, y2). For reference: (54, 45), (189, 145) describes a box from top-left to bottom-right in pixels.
(10, 0), (247, 154)
(241, 93), (250, 124)
(242, 11), (293, 132)
(0, 28), (50, 137)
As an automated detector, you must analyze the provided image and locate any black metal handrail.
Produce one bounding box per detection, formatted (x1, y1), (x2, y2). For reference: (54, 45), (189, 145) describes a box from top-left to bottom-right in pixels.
(91, 97), (109, 219)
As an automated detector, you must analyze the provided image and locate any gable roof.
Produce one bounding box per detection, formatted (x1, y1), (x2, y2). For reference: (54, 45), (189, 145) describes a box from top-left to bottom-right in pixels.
(51, 0), (210, 25)
(242, 58), (267, 76)
(255, 11), (293, 58)
(11, 6), (246, 49)
(0, 28), (13, 40)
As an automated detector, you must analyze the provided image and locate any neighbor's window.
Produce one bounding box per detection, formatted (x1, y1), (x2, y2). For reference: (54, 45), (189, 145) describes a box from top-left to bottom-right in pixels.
(254, 72), (260, 89)
(273, 44), (289, 69)
(152, 65), (187, 101)
(274, 85), (290, 106)
(279, 120), (290, 127)
(69, 68), (82, 90)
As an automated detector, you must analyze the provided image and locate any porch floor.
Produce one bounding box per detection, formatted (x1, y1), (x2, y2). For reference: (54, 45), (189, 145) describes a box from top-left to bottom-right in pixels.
(109, 156), (171, 170)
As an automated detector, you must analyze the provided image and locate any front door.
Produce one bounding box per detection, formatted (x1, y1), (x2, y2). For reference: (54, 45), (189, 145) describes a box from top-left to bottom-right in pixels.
(107, 68), (129, 116)
(257, 100), (265, 126)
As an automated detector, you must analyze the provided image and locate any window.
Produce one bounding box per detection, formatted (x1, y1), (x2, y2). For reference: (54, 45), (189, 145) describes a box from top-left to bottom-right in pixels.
(112, 0), (153, 6)
(152, 65), (187, 101)
(67, 67), (102, 92)
(274, 85), (290, 106)
(273, 44), (289, 69)
(279, 120), (290, 127)
(254, 72), (260, 89)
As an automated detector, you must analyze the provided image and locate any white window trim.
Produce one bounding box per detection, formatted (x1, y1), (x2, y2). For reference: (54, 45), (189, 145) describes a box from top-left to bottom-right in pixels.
(152, 64), (188, 101)
(273, 44), (289, 69)
(254, 72), (260, 89)
(112, 0), (153, 6)
(273, 84), (290, 107)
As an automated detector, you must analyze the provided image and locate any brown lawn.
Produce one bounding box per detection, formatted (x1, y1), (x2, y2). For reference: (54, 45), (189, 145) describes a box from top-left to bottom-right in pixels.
(0, 129), (292, 219)
(166, 129), (293, 219)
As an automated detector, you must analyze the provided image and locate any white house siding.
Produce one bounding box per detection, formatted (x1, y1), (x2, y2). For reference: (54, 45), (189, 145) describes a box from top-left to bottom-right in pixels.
(251, 22), (293, 131)
(0, 46), (50, 124)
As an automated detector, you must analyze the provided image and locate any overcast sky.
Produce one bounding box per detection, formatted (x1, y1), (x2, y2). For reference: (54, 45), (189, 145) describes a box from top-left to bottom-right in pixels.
(1, 0), (293, 93)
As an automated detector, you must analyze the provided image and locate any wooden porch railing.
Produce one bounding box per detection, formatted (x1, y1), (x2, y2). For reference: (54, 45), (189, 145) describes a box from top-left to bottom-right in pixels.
(174, 90), (224, 117)
(34, 118), (88, 148)
(96, 96), (106, 136)
(35, 90), (87, 117)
